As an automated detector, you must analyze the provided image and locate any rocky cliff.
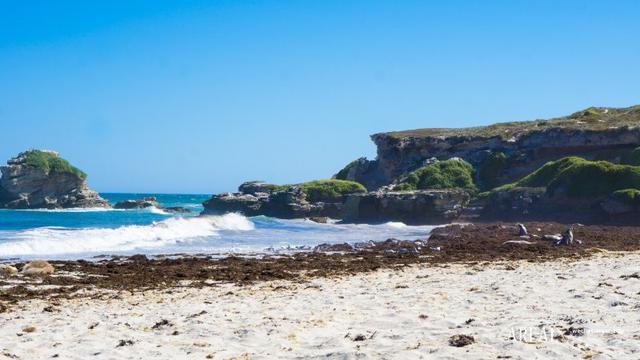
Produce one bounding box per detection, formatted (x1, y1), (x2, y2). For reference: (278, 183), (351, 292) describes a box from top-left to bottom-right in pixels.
(337, 105), (640, 190)
(0, 150), (109, 209)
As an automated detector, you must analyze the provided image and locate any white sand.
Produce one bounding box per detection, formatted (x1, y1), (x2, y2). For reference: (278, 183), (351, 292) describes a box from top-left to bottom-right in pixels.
(1, 253), (639, 359)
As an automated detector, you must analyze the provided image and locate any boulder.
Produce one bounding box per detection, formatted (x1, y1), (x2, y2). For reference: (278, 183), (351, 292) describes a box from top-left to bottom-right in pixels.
(114, 197), (160, 210)
(0, 150), (110, 209)
(342, 189), (471, 224)
(163, 206), (192, 214)
(21, 260), (55, 276)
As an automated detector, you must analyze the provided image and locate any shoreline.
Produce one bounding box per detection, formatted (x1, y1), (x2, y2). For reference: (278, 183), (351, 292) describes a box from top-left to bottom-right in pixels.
(2, 222), (640, 306)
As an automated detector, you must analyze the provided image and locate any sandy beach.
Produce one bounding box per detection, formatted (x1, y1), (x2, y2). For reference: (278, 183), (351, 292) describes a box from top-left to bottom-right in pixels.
(2, 249), (639, 359)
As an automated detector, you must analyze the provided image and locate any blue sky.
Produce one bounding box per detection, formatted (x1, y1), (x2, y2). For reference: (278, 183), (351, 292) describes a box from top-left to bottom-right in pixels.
(1, 1), (638, 193)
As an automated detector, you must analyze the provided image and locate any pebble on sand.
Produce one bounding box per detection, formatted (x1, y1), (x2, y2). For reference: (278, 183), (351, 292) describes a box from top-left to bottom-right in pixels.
(21, 260), (55, 276)
(449, 334), (475, 347)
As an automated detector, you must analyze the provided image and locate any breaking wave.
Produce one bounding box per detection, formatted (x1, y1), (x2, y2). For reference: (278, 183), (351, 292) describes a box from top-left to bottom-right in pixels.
(0, 213), (254, 257)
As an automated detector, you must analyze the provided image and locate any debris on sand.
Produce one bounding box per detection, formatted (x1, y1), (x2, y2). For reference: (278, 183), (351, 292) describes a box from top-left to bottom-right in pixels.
(449, 334), (475, 347)
(151, 319), (172, 330)
(116, 339), (134, 347)
(22, 326), (36, 333)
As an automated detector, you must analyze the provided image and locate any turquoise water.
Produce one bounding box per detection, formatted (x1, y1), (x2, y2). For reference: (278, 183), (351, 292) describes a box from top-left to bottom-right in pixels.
(0, 193), (435, 260)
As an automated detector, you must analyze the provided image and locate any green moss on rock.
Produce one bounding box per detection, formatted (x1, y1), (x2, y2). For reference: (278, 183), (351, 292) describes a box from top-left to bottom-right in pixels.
(395, 159), (477, 191)
(20, 150), (87, 179)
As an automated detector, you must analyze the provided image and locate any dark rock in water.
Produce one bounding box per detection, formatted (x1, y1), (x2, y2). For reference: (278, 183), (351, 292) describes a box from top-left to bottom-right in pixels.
(114, 197), (159, 209)
(202, 192), (265, 215)
(202, 186), (342, 219)
(114, 197), (191, 214)
(307, 216), (330, 224)
(0, 150), (110, 209)
(342, 189), (471, 224)
(163, 206), (191, 214)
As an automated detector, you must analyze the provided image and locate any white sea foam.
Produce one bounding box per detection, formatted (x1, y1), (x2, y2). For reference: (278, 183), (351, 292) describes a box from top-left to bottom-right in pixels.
(11, 207), (123, 213)
(383, 221), (408, 228)
(0, 213), (254, 257)
(145, 206), (170, 215)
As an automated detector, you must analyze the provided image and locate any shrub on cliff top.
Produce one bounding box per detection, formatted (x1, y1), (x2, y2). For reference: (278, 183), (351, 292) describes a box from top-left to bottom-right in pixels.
(299, 179), (366, 202)
(493, 156), (640, 198)
(611, 189), (640, 205)
(20, 150), (87, 179)
(395, 159), (477, 191)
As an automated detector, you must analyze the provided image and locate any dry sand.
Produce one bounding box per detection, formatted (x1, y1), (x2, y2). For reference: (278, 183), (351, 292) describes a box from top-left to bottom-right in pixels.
(1, 252), (639, 359)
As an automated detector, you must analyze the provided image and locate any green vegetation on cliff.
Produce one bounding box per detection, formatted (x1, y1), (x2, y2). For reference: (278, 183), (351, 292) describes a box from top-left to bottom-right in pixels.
(300, 179), (367, 202)
(611, 189), (640, 205)
(491, 156), (640, 198)
(20, 150), (87, 179)
(394, 159), (476, 191)
(478, 152), (507, 190)
(381, 105), (640, 140)
(253, 179), (367, 202)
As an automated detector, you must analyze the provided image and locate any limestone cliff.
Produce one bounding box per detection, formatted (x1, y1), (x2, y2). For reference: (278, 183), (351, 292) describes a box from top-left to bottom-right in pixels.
(0, 150), (110, 209)
(337, 105), (640, 190)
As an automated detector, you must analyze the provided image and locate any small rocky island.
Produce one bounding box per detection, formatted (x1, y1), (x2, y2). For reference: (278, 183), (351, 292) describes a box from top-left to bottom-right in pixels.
(202, 105), (640, 224)
(0, 150), (109, 209)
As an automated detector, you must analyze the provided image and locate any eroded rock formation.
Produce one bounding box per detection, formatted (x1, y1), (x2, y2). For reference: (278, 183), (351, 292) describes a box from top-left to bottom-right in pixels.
(0, 150), (109, 209)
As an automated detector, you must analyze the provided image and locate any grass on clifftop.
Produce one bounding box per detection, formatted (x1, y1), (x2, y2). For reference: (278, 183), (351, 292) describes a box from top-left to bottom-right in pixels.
(255, 179), (367, 202)
(490, 156), (640, 198)
(380, 105), (640, 140)
(20, 150), (87, 179)
(300, 179), (367, 202)
(394, 159), (477, 191)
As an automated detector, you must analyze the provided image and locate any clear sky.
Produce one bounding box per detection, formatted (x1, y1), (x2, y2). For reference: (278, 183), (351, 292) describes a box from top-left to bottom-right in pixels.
(1, 1), (639, 194)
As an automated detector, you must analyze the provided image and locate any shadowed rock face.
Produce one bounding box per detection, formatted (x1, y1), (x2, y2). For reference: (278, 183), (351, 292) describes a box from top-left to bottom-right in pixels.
(0, 150), (110, 209)
(342, 189), (471, 225)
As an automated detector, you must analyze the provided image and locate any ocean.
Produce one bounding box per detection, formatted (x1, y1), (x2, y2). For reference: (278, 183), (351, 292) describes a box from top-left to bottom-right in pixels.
(0, 193), (436, 260)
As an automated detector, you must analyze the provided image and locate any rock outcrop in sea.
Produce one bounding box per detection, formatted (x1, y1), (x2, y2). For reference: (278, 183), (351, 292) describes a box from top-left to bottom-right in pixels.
(0, 150), (109, 209)
(202, 181), (348, 219)
(114, 197), (191, 213)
